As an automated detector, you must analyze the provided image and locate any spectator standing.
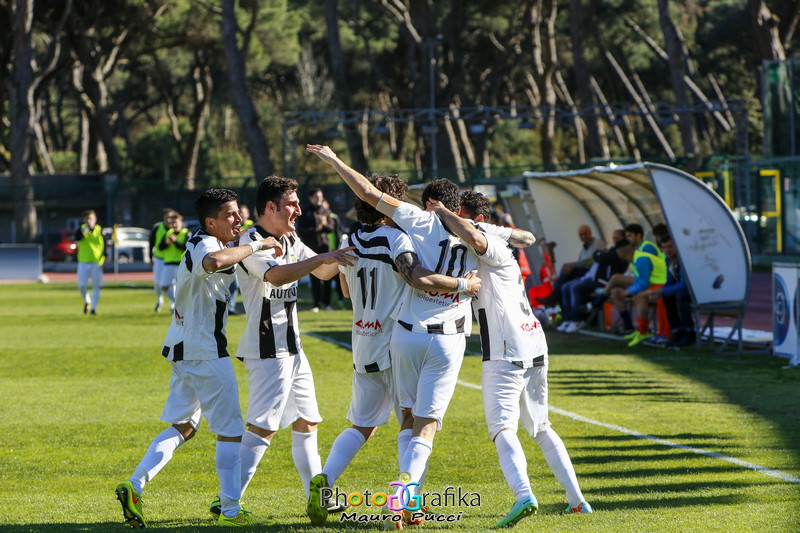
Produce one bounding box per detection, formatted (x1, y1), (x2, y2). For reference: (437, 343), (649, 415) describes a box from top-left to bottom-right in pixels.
(297, 188), (336, 311)
(150, 209), (175, 312)
(75, 210), (106, 315)
(157, 212), (190, 312)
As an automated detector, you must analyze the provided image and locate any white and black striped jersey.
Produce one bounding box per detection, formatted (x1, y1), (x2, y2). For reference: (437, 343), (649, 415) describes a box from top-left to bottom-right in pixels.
(376, 199), (503, 334)
(236, 225), (315, 359)
(339, 224), (415, 373)
(161, 231), (236, 361)
(473, 231), (548, 366)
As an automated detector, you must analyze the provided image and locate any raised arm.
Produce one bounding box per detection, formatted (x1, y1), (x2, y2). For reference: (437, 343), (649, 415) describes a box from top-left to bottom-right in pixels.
(306, 144), (382, 207)
(394, 252), (481, 296)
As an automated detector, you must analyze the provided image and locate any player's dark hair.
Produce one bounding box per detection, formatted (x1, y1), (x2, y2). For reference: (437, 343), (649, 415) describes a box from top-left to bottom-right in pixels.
(255, 176), (299, 217)
(307, 187), (322, 197)
(195, 188), (238, 231)
(459, 191), (491, 220)
(652, 222), (669, 241)
(624, 223), (644, 237)
(659, 234), (672, 245)
(421, 178), (460, 212)
(355, 174), (408, 225)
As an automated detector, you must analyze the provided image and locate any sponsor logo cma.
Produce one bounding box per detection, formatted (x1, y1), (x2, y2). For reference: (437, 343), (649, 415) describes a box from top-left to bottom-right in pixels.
(355, 319), (382, 330)
(424, 290), (460, 303)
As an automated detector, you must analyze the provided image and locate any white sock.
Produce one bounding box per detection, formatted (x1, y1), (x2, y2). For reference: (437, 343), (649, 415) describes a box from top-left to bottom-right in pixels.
(216, 440), (242, 518)
(399, 436), (432, 483)
(292, 430), (322, 500)
(534, 427), (584, 506)
(91, 285), (100, 311)
(79, 286), (90, 305)
(397, 429), (412, 470)
(239, 430), (270, 497)
(494, 430), (534, 502)
(130, 426), (185, 495)
(323, 428), (366, 486)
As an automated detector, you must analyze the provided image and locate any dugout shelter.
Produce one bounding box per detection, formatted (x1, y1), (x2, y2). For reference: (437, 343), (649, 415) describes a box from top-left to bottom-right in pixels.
(503, 162), (752, 351)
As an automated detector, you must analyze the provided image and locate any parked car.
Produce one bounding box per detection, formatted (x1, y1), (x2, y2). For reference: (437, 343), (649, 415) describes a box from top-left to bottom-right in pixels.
(46, 231), (78, 262)
(103, 226), (151, 263)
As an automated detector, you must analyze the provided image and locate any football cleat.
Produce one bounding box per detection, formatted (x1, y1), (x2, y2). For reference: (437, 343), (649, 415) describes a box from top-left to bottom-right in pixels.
(83, 303), (89, 314)
(383, 507), (405, 530)
(306, 473), (329, 525)
(115, 481), (147, 529)
(627, 331), (651, 347)
(623, 330), (638, 340)
(218, 508), (255, 527)
(209, 496), (221, 519)
(327, 501), (349, 513)
(564, 501), (593, 514)
(493, 495), (538, 528)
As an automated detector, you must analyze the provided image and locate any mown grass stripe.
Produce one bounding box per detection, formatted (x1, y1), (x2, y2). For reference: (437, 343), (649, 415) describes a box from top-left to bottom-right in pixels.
(305, 330), (800, 486)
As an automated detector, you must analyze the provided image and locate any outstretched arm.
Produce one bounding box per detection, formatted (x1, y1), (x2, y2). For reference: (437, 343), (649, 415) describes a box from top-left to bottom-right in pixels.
(265, 247), (357, 285)
(306, 144), (383, 207)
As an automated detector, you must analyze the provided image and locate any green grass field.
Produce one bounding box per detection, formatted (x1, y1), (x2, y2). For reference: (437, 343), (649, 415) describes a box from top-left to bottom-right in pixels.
(1, 281), (799, 532)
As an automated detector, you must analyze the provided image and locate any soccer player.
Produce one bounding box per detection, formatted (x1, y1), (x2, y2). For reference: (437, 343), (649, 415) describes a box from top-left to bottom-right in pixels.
(431, 191), (592, 527)
(75, 209), (105, 315)
(305, 174), (481, 525)
(156, 211), (190, 312)
(150, 208), (174, 312)
(115, 188), (281, 528)
(306, 144), (523, 529)
(228, 176), (357, 516)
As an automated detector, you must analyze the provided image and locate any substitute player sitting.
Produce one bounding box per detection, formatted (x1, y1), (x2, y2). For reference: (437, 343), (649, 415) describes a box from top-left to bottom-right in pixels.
(306, 174), (480, 525)
(222, 176), (357, 518)
(115, 188), (281, 528)
(431, 191), (593, 528)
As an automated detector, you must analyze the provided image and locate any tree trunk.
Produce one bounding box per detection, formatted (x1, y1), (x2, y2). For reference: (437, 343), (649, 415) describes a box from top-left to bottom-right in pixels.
(569, 0), (606, 159)
(10, 0), (37, 243)
(748, 0), (787, 61)
(325, 0), (367, 172)
(657, 0), (698, 165)
(605, 50), (676, 160)
(179, 58), (213, 191)
(220, 0), (273, 180)
(530, 0), (559, 169)
(589, 75), (630, 156)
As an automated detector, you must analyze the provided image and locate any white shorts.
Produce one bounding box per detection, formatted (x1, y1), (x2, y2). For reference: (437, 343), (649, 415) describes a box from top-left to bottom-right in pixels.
(390, 324), (465, 428)
(482, 359), (550, 440)
(244, 353), (322, 431)
(160, 357), (244, 438)
(77, 262), (103, 288)
(158, 263), (179, 288)
(347, 369), (396, 428)
(153, 257), (164, 285)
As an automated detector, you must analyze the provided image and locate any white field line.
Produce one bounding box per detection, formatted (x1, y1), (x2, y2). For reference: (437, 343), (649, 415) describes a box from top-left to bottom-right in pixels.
(306, 331), (800, 485)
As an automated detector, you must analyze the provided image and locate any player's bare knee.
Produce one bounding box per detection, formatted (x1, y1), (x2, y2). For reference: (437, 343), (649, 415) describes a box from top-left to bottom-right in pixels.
(173, 423), (196, 441)
(292, 418), (317, 433)
(352, 425), (377, 440)
(413, 417), (438, 442)
(401, 408), (414, 430)
(217, 434), (242, 442)
(246, 423), (276, 441)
